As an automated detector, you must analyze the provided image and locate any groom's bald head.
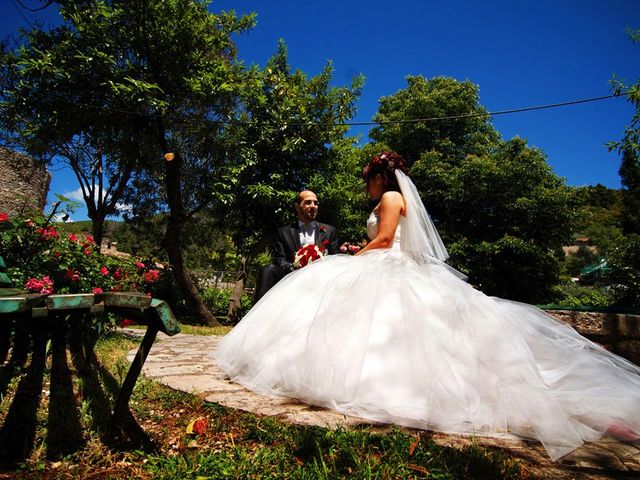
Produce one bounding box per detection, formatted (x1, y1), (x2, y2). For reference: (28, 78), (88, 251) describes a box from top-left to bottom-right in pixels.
(294, 190), (319, 224)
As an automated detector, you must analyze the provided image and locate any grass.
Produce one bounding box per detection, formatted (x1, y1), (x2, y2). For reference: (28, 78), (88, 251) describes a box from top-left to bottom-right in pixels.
(0, 325), (533, 479)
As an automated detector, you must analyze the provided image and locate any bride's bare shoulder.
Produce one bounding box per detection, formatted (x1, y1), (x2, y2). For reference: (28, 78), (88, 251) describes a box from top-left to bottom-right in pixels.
(380, 191), (406, 215)
(381, 191), (403, 202)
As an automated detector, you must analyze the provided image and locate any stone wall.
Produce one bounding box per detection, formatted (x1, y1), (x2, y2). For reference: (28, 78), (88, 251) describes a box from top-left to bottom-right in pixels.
(0, 147), (50, 215)
(547, 310), (640, 365)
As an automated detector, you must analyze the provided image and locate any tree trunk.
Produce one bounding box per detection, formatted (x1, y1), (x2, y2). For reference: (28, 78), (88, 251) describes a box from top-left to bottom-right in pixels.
(164, 219), (219, 326)
(160, 141), (219, 326)
(90, 213), (105, 252)
(226, 255), (251, 324)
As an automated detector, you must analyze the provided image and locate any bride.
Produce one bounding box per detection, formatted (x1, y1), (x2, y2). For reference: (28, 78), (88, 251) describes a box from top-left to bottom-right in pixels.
(214, 151), (640, 461)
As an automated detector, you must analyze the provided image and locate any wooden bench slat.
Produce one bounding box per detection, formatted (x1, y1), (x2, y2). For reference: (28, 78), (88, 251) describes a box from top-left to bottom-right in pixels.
(149, 299), (180, 336)
(0, 297), (29, 313)
(103, 292), (153, 309)
(46, 294), (96, 310)
(0, 287), (29, 297)
(0, 272), (12, 287)
(0, 294), (46, 314)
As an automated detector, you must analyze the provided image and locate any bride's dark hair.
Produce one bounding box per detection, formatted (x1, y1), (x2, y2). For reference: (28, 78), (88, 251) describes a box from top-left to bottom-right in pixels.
(363, 151), (409, 193)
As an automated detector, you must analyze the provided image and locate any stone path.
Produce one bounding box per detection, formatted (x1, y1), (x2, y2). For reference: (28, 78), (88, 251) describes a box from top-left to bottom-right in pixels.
(125, 330), (640, 479)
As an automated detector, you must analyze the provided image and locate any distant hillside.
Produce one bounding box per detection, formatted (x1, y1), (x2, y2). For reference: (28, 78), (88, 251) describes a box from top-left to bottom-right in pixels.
(54, 220), (124, 240)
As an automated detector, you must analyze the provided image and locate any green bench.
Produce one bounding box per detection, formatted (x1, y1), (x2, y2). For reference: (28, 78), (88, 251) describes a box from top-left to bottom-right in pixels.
(0, 255), (180, 442)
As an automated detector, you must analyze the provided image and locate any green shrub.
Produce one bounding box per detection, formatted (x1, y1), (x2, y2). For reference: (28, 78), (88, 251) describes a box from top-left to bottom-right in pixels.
(551, 281), (614, 308)
(608, 234), (640, 307)
(0, 209), (166, 299)
(451, 235), (560, 304)
(200, 286), (252, 319)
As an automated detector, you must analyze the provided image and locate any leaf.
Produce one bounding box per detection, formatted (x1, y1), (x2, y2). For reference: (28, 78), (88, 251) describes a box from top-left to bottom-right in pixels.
(407, 463), (429, 474)
(408, 437), (420, 457)
(186, 417), (208, 435)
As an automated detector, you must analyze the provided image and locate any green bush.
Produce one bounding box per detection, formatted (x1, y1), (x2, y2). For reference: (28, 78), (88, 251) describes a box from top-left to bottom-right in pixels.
(450, 235), (560, 304)
(608, 234), (640, 307)
(0, 209), (166, 299)
(551, 281), (614, 308)
(200, 286), (252, 320)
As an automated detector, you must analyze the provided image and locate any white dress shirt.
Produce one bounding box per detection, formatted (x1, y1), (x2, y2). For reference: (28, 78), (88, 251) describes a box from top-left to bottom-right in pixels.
(298, 220), (316, 246)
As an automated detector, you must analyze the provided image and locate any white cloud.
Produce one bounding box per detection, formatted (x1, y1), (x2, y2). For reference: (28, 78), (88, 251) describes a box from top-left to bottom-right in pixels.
(63, 187), (85, 202)
(52, 212), (74, 223)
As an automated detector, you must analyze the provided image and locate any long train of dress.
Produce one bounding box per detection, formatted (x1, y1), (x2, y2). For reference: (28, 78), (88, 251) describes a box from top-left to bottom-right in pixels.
(214, 216), (640, 461)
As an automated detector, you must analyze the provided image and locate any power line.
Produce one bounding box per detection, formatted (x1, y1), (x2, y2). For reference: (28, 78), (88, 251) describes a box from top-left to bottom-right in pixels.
(5, 90), (630, 129)
(349, 92), (628, 127)
(13, 0), (54, 13)
(9, 0), (36, 29)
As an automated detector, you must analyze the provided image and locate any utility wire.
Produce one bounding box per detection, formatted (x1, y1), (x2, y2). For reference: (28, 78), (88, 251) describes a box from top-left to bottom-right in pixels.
(349, 92), (628, 126)
(6, 90), (630, 129)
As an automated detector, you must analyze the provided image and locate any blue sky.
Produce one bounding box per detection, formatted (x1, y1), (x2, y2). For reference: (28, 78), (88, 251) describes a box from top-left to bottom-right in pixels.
(2, 0), (639, 221)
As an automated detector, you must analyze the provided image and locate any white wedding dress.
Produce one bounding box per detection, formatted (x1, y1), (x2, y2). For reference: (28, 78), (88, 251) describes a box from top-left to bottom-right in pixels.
(214, 173), (640, 461)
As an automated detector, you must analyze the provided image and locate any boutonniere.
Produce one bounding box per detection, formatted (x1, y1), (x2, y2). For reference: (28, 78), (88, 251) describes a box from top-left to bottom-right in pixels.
(319, 225), (327, 235)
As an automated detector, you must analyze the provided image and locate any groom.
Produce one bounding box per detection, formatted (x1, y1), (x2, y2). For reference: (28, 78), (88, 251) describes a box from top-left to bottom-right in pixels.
(254, 190), (340, 301)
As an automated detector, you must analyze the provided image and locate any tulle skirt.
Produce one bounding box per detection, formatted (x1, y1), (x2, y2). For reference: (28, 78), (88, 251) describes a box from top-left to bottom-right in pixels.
(214, 249), (640, 460)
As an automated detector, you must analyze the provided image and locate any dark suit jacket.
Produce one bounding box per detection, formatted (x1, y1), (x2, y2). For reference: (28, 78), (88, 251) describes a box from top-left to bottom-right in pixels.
(272, 222), (340, 272)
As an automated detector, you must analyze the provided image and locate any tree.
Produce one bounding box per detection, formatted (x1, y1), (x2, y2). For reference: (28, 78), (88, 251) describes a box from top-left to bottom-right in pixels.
(609, 28), (640, 235)
(214, 41), (363, 322)
(370, 75), (500, 163)
(368, 76), (575, 302)
(571, 185), (623, 256)
(0, 0), (255, 325)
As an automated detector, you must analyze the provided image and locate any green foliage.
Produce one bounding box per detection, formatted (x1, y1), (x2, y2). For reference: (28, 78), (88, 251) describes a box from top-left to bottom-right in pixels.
(609, 29), (640, 235)
(199, 287), (252, 319)
(571, 184), (623, 255)
(370, 75), (500, 163)
(608, 234), (640, 307)
(452, 235), (561, 303)
(551, 282), (614, 309)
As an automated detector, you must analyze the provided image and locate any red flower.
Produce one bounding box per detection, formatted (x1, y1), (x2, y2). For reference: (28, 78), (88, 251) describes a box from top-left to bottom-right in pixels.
(93, 287), (103, 294)
(24, 276), (54, 294)
(136, 262), (145, 269)
(145, 269), (159, 283)
(319, 225), (327, 234)
(84, 234), (95, 244)
(65, 268), (80, 283)
(0, 212), (8, 222)
(84, 247), (92, 255)
(293, 244), (326, 269)
(120, 318), (136, 327)
(100, 266), (109, 276)
(36, 225), (58, 241)
(68, 233), (78, 243)
(340, 241), (363, 255)
(113, 269), (123, 280)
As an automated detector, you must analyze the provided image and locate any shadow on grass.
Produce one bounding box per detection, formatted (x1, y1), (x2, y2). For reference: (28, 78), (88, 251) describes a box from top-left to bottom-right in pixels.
(0, 326), (46, 468)
(0, 321), (156, 469)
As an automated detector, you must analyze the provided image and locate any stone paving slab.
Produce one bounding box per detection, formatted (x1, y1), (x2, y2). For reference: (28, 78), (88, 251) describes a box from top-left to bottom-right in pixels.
(124, 329), (640, 479)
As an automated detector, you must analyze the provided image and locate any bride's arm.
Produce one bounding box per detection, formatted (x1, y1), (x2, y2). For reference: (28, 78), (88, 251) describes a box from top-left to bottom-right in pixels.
(356, 191), (404, 255)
